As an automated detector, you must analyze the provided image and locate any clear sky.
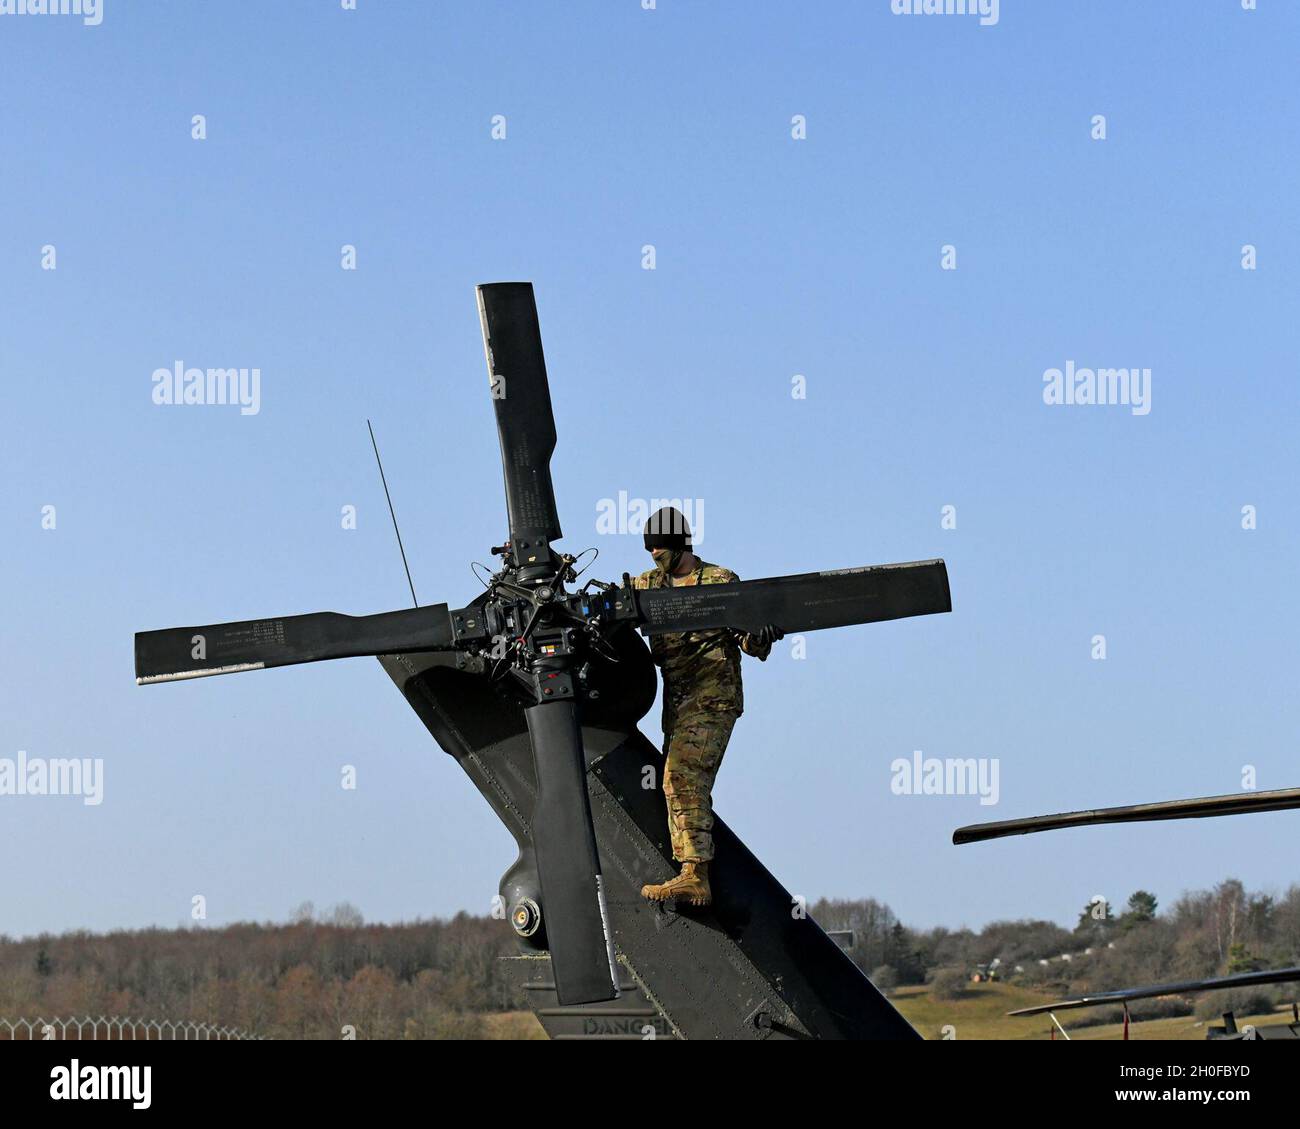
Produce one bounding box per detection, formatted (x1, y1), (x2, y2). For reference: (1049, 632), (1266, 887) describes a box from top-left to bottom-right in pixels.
(3, 0), (1298, 941)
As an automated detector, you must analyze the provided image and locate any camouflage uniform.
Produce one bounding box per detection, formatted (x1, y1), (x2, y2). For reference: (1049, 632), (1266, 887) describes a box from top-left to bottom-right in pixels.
(632, 560), (771, 863)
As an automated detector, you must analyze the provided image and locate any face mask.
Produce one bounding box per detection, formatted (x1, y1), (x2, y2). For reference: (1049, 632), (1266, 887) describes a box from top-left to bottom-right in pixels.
(651, 548), (684, 575)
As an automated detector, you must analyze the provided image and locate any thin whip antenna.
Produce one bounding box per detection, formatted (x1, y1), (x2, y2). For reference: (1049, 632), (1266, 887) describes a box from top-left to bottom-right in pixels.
(367, 419), (418, 608)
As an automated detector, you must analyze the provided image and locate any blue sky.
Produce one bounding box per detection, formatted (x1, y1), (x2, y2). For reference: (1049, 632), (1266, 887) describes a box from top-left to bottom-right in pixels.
(3, 0), (1298, 941)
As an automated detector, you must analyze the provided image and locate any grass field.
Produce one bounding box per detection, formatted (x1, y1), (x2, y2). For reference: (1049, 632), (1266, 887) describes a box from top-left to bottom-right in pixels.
(890, 982), (1295, 1041)
(483, 1011), (547, 1040)
(486, 981), (1296, 1040)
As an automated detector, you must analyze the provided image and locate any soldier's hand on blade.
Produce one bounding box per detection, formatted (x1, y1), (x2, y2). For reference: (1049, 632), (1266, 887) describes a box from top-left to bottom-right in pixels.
(753, 625), (785, 646)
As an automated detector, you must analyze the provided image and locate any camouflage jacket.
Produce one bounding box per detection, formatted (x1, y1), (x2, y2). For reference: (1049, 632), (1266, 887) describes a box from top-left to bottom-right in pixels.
(632, 559), (771, 720)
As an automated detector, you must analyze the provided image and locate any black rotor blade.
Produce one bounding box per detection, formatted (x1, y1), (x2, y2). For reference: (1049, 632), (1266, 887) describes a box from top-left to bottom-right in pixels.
(525, 700), (619, 1006)
(635, 558), (951, 636)
(136, 604), (456, 685)
(953, 786), (1300, 846)
(1008, 966), (1300, 1017)
(476, 282), (562, 551)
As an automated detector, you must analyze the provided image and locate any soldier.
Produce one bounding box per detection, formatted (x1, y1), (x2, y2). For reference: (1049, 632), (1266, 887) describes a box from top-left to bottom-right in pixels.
(633, 506), (784, 907)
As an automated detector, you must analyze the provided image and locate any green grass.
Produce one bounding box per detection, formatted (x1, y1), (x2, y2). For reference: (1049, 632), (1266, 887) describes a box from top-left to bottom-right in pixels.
(481, 982), (1294, 1040)
(890, 981), (1296, 1041)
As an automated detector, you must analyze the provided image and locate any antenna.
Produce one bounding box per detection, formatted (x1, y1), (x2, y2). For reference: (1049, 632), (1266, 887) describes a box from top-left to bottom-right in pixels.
(367, 419), (418, 608)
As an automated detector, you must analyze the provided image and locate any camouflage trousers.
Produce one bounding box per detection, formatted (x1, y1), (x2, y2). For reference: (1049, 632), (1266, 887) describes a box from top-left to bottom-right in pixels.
(661, 710), (738, 864)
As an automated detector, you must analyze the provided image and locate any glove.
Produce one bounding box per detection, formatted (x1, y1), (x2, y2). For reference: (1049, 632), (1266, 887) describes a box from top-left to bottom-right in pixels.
(752, 624), (785, 647)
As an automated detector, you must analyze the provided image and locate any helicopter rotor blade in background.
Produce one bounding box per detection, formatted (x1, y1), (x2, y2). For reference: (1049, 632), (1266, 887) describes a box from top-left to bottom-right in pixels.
(952, 786), (1300, 846)
(1007, 965), (1300, 1017)
(135, 604), (457, 684)
(524, 700), (620, 1006)
(476, 282), (563, 559)
(634, 559), (951, 637)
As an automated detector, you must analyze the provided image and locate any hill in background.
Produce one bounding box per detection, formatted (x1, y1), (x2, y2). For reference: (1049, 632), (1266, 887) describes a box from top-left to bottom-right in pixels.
(2, 878), (1297, 1039)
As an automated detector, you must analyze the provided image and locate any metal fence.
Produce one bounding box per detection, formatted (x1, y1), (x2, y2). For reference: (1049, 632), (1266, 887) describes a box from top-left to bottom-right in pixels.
(0, 1016), (264, 1040)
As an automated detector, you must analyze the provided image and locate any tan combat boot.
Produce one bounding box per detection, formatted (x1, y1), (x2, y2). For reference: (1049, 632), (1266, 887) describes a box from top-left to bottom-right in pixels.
(641, 861), (711, 907)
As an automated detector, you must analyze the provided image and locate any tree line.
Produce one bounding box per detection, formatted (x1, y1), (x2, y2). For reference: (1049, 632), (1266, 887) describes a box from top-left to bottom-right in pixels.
(0, 904), (522, 1040)
(3, 878), (1298, 1037)
(814, 878), (1300, 1024)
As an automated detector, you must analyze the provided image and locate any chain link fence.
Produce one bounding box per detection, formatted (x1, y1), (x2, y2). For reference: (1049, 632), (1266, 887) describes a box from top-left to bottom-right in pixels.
(0, 1016), (264, 1040)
